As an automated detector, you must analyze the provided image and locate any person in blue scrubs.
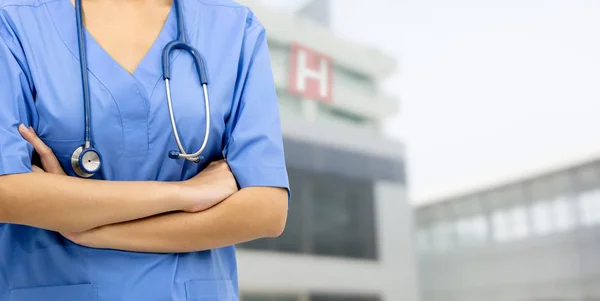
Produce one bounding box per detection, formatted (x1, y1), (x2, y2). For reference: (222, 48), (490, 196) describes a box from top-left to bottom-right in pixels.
(0, 0), (289, 300)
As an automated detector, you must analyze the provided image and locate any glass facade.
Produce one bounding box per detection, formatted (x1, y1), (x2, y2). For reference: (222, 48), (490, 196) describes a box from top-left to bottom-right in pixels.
(578, 189), (600, 226)
(415, 160), (600, 253)
(553, 196), (577, 231)
(241, 294), (299, 301)
(239, 167), (378, 260)
(530, 201), (554, 235)
(241, 294), (380, 301)
(455, 215), (487, 245)
(310, 295), (381, 301)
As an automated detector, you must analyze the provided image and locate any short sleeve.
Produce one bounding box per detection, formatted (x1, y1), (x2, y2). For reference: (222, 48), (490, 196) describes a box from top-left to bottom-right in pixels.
(223, 19), (289, 197)
(0, 23), (36, 176)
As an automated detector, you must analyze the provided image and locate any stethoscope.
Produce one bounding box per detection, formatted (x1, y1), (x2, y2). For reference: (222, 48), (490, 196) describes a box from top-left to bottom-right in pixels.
(72, 0), (210, 178)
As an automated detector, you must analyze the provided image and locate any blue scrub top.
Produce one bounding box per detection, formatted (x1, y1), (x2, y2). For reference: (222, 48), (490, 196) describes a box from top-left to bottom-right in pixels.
(0, 0), (289, 300)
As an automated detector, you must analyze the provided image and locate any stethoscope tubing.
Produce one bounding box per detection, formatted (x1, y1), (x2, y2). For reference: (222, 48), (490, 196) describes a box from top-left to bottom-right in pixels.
(162, 0), (211, 163)
(165, 80), (211, 162)
(75, 0), (92, 147)
(73, 0), (212, 175)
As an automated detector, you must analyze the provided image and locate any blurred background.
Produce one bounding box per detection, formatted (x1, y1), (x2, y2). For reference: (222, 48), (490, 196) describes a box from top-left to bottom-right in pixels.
(233, 0), (600, 301)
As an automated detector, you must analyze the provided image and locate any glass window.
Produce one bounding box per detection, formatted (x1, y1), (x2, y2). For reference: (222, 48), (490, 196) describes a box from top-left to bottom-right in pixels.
(431, 221), (454, 252)
(553, 196), (576, 231)
(312, 173), (377, 259)
(578, 189), (600, 226)
(492, 207), (529, 242)
(455, 215), (488, 246)
(333, 66), (375, 95)
(492, 210), (510, 242)
(530, 201), (554, 236)
(239, 168), (378, 260)
(311, 294), (380, 301)
(509, 206), (530, 240)
(242, 294), (299, 301)
(530, 197), (577, 236)
(320, 105), (367, 124)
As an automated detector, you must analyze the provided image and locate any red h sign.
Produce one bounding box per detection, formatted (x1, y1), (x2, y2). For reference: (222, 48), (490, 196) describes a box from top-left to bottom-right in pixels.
(288, 43), (333, 103)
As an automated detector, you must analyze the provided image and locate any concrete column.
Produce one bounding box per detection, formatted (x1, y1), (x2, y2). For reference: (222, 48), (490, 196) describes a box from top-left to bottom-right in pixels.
(375, 181), (421, 301)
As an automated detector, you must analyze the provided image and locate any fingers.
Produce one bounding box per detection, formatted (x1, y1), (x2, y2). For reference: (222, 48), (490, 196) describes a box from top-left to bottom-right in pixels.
(31, 165), (45, 173)
(18, 124), (67, 175)
(19, 124), (52, 156)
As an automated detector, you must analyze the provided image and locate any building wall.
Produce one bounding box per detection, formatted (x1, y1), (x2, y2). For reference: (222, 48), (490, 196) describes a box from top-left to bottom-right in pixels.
(415, 158), (600, 301)
(375, 182), (421, 301)
(297, 0), (331, 27)
(236, 179), (419, 301)
(232, 2), (417, 301)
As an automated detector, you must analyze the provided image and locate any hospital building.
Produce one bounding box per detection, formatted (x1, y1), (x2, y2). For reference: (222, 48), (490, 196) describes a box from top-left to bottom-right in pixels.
(415, 153), (600, 301)
(234, 1), (420, 301)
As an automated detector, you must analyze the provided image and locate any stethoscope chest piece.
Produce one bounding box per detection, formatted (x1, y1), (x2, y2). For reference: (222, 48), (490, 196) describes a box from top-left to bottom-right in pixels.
(71, 145), (102, 178)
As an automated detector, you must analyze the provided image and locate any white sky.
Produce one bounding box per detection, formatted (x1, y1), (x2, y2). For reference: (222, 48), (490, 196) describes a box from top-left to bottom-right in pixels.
(261, 0), (600, 205)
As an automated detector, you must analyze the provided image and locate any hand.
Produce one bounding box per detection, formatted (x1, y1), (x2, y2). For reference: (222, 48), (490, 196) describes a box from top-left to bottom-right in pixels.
(180, 160), (238, 212)
(18, 124), (67, 175)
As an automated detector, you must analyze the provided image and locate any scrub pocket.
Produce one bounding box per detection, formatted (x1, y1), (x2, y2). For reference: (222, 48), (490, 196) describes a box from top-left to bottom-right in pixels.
(8, 284), (97, 301)
(185, 279), (236, 301)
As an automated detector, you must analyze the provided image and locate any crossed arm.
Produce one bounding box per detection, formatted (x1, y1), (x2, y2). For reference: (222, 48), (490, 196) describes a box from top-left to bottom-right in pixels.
(0, 125), (288, 253)
(68, 187), (287, 253)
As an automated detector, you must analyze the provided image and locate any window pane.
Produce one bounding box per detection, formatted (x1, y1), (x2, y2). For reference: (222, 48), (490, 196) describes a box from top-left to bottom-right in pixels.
(240, 236), (273, 251)
(456, 215), (487, 246)
(553, 197), (576, 231)
(311, 294), (380, 301)
(334, 66), (375, 94)
(240, 168), (377, 259)
(492, 210), (510, 242)
(530, 202), (554, 236)
(321, 105), (367, 124)
(312, 173), (376, 259)
(579, 189), (600, 226)
(243, 294), (299, 301)
(510, 206), (530, 240)
(472, 216), (489, 242)
(431, 221), (454, 251)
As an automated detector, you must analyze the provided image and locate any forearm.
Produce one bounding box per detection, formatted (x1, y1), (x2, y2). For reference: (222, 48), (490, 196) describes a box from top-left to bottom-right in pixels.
(0, 172), (183, 233)
(87, 187), (288, 253)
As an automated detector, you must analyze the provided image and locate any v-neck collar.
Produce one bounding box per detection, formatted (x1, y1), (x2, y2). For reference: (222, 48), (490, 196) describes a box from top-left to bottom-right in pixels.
(47, 0), (184, 96)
